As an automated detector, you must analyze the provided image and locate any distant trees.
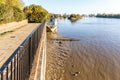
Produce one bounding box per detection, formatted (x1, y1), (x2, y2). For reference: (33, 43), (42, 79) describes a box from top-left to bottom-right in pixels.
(68, 14), (82, 22)
(23, 4), (49, 23)
(89, 14), (95, 17)
(50, 13), (62, 19)
(49, 13), (82, 22)
(49, 13), (69, 19)
(96, 13), (120, 18)
(63, 13), (69, 19)
(0, 0), (25, 24)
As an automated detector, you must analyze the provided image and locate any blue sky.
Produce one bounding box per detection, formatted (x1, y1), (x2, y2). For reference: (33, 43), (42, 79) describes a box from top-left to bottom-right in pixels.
(23, 0), (120, 14)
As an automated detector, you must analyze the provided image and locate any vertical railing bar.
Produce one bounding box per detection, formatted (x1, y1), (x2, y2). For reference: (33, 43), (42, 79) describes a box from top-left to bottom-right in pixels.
(20, 55), (22, 80)
(21, 52), (24, 80)
(23, 54), (24, 80)
(1, 72), (3, 80)
(14, 56), (16, 80)
(21, 52), (23, 80)
(23, 53), (24, 80)
(6, 67), (8, 80)
(19, 53), (21, 80)
(23, 51), (27, 80)
(17, 53), (19, 80)
(23, 50), (26, 80)
(10, 61), (13, 80)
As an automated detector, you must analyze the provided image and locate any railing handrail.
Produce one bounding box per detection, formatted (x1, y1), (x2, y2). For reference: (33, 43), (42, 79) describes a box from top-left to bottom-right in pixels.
(0, 22), (45, 74)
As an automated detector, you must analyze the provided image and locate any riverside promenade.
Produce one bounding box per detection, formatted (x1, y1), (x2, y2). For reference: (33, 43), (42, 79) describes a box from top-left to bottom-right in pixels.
(0, 23), (40, 67)
(0, 22), (47, 80)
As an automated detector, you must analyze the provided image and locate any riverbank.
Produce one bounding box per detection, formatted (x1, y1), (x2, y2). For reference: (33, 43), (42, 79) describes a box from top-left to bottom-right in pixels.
(46, 33), (120, 80)
(46, 33), (80, 80)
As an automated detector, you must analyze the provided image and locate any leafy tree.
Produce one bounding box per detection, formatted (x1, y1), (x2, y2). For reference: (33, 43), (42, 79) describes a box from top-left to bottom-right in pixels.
(13, 6), (25, 21)
(12, 0), (24, 9)
(0, 4), (14, 23)
(24, 4), (49, 23)
(0, 0), (25, 24)
(0, 0), (23, 9)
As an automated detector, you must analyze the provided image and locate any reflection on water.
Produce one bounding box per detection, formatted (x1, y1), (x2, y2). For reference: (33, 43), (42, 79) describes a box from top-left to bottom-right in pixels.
(46, 17), (120, 80)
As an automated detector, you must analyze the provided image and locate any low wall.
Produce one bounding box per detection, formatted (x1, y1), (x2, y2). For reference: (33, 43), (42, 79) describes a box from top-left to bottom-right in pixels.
(29, 22), (46, 80)
(0, 20), (28, 34)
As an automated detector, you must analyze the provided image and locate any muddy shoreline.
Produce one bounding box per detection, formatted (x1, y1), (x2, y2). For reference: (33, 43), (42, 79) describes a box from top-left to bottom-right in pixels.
(45, 32), (120, 80)
(45, 33), (73, 80)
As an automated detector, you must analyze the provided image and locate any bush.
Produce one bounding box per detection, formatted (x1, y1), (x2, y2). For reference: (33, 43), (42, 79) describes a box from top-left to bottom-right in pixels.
(0, 4), (25, 24)
(13, 6), (25, 21)
(0, 4), (14, 24)
(24, 4), (49, 23)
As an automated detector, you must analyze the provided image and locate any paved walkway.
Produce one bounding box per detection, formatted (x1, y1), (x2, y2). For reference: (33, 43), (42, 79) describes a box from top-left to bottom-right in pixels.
(0, 23), (40, 67)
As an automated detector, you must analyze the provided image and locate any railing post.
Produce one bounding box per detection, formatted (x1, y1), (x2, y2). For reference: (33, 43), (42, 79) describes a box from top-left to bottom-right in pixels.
(1, 72), (3, 80)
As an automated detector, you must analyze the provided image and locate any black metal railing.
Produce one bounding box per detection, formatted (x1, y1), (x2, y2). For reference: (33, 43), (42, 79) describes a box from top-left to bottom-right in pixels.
(0, 22), (46, 80)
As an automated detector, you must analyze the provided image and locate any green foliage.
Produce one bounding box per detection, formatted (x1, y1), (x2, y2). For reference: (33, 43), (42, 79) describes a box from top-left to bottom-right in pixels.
(0, 0), (24, 9)
(13, 6), (25, 21)
(11, 0), (24, 9)
(24, 4), (49, 23)
(0, 4), (14, 23)
(50, 13), (62, 18)
(0, 30), (14, 36)
(0, 0), (6, 4)
(0, 0), (25, 24)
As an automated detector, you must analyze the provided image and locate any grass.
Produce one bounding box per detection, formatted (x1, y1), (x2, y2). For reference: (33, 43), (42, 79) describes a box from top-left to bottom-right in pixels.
(0, 30), (14, 36)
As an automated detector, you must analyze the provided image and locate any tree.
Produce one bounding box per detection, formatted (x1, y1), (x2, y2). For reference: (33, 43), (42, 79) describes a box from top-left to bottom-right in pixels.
(24, 4), (49, 23)
(0, 0), (25, 24)
(5, 0), (24, 9)
(0, 4), (14, 23)
(13, 6), (25, 21)
(68, 14), (82, 22)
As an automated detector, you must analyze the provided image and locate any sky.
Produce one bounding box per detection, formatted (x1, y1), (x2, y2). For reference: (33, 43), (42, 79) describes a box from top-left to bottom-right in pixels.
(22, 0), (120, 14)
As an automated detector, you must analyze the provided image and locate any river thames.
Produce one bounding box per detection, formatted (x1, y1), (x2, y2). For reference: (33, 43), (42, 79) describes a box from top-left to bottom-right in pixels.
(46, 17), (120, 80)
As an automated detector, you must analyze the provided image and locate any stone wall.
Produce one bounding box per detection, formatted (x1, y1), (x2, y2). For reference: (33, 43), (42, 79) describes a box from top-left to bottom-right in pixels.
(29, 22), (46, 80)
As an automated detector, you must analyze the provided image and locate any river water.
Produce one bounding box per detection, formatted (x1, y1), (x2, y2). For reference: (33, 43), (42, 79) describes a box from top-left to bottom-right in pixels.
(46, 17), (120, 80)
